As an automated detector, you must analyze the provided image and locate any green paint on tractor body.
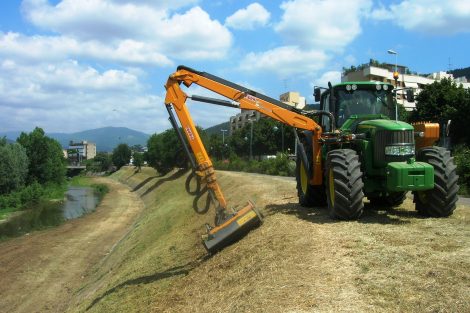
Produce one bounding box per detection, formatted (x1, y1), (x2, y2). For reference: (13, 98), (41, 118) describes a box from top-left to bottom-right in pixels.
(319, 81), (435, 197)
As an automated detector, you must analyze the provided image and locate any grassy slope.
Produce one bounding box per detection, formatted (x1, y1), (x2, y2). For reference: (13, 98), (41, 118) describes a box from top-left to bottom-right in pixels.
(73, 167), (470, 312)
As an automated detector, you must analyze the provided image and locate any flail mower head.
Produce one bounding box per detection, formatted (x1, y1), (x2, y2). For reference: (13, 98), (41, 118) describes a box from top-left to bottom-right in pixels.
(203, 201), (262, 253)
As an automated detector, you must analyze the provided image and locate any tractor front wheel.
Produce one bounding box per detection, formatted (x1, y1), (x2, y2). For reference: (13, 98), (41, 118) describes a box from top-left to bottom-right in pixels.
(325, 149), (364, 220)
(414, 147), (459, 217)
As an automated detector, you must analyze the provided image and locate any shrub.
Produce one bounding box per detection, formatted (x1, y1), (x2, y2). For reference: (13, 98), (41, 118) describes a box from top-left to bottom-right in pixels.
(453, 145), (470, 195)
(213, 153), (295, 177)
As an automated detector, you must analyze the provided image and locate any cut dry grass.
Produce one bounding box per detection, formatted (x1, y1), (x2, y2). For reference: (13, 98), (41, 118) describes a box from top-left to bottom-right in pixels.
(72, 166), (470, 313)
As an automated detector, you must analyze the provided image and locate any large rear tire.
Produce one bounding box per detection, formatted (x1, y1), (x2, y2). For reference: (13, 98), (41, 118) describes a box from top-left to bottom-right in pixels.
(414, 147), (459, 217)
(295, 135), (326, 207)
(325, 149), (364, 220)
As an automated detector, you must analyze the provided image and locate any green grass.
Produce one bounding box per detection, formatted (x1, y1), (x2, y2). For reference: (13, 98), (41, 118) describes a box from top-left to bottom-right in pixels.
(0, 207), (18, 220)
(73, 167), (206, 312)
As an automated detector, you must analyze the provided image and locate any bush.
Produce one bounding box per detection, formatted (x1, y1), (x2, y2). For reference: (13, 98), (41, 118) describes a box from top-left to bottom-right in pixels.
(0, 182), (45, 212)
(213, 153), (295, 177)
(453, 145), (470, 196)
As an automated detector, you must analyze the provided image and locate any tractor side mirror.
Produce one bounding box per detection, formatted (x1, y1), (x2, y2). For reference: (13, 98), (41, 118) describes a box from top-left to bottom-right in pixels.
(406, 89), (415, 102)
(314, 87), (321, 102)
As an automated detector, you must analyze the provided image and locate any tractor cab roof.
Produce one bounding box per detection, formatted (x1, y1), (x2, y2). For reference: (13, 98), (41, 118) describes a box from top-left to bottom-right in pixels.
(334, 81), (395, 91)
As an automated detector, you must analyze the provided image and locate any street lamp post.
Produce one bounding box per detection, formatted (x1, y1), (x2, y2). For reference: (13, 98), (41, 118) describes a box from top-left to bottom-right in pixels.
(388, 49), (399, 120)
(281, 125), (284, 152)
(273, 125), (285, 153)
(387, 49), (399, 86)
(221, 129), (227, 144)
(249, 120), (253, 160)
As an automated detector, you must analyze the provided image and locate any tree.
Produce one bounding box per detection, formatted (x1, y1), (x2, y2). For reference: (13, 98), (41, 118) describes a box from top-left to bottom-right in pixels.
(133, 152), (144, 172)
(112, 144), (132, 169)
(207, 133), (232, 160)
(87, 152), (111, 172)
(17, 127), (66, 185)
(146, 129), (187, 174)
(146, 126), (207, 174)
(412, 78), (470, 145)
(0, 141), (29, 194)
(229, 118), (296, 159)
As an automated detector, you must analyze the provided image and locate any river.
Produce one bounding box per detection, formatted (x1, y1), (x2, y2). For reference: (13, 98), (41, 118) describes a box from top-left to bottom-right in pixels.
(62, 186), (100, 220)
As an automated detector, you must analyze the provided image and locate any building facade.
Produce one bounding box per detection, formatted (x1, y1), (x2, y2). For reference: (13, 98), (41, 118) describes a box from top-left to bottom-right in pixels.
(67, 140), (97, 164)
(342, 65), (470, 110)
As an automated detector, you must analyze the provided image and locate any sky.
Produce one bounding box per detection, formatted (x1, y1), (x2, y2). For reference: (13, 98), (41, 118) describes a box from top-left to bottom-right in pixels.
(1, 0), (469, 135)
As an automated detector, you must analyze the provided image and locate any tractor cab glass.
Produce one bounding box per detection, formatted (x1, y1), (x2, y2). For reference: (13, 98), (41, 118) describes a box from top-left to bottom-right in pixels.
(335, 84), (395, 126)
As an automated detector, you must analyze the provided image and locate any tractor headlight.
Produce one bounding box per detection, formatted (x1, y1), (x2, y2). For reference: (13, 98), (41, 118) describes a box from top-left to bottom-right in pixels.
(385, 145), (415, 156)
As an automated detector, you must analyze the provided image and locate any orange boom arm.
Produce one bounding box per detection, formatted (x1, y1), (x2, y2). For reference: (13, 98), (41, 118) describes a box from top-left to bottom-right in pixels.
(163, 66), (325, 252)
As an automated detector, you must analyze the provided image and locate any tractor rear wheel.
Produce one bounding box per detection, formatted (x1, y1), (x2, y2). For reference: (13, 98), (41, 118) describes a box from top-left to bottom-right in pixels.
(295, 136), (326, 207)
(414, 147), (459, 217)
(368, 192), (407, 207)
(325, 149), (364, 220)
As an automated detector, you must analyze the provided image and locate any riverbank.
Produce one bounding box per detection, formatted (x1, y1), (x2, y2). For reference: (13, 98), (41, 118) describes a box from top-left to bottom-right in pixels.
(0, 177), (144, 313)
(0, 176), (109, 239)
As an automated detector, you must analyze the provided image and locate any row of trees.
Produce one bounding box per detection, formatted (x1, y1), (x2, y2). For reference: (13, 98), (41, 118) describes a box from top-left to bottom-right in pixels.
(142, 119), (296, 175)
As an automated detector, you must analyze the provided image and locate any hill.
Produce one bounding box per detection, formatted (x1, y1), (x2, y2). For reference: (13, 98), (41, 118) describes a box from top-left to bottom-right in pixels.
(70, 167), (469, 312)
(449, 66), (470, 80)
(0, 127), (149, 152)
(204, 121), (230, 136)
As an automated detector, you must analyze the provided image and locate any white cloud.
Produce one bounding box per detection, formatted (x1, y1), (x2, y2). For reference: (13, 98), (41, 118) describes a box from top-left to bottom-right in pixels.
(225, 3), (270, 30)
(0, 60), (166, 133)
(311, 71), (342, 89)
(238, 0), (370, 77)
(239, 46), (329, 77)
(158, 7), (232, 59)
(275, 0), (372, 51)
(110, 0), (198, 10)
(19, 1), (232, 62)
(0, 32), (173, 66)
(0, 1), (236, 134)
(370, 0), (470, 34)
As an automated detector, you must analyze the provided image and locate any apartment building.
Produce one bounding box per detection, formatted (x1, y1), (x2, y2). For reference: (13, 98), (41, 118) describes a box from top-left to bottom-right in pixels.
(67, 140), (97, 163)
(342, 64), (470, 110)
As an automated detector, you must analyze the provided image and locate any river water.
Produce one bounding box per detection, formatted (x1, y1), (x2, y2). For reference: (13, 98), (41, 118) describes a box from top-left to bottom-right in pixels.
(62, 187), (99, 220)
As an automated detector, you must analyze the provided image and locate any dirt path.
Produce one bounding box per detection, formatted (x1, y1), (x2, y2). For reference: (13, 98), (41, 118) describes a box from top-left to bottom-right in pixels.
(0, 178), (144, 313)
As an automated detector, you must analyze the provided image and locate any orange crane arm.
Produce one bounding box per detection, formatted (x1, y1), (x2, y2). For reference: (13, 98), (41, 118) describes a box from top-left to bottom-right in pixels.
(164, 66), (324, 215)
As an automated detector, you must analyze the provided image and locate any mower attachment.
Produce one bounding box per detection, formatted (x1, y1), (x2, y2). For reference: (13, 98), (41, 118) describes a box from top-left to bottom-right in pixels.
(203, 201), (262, 253)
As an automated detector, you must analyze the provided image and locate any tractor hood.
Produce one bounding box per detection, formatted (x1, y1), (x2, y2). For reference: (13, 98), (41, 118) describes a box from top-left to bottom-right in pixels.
(356, 119), (414, 132)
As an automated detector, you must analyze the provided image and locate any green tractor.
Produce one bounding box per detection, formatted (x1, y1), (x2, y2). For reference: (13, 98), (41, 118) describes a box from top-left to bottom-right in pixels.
(296, 81), (459, 219)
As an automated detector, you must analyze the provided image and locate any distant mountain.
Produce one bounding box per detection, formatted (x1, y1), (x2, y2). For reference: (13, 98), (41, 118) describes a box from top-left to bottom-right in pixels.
(0, 127), (150, 152)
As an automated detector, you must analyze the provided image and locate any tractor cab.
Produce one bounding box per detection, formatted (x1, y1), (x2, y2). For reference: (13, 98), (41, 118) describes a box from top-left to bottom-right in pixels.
(316, 82), (396, 131)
